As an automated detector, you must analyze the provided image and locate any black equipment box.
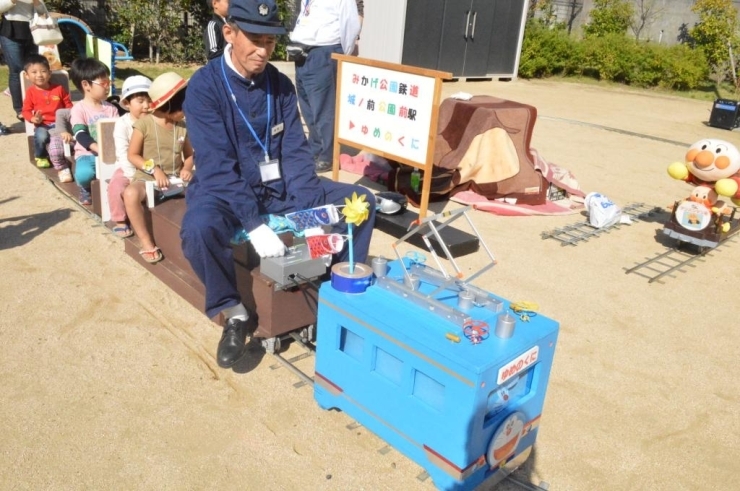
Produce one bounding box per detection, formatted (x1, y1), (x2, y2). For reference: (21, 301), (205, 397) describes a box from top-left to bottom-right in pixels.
(709, 99), (740, 130)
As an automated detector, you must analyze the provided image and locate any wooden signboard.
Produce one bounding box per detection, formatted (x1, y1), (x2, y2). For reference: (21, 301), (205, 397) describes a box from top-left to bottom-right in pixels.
(331, 54), (451, 218)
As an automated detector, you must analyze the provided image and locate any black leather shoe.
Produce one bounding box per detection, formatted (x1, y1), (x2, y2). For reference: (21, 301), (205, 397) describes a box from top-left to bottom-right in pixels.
(216, 318), (252, 368)
(315, 160), (332, 173)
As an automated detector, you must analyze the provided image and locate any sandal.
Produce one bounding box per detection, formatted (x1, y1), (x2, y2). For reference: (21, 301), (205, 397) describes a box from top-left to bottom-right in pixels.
(138, 247), (163, 264)
(112, 224), (133, 238)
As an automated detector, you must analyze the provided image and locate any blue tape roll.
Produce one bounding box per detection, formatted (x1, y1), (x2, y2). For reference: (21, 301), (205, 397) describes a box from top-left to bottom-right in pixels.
(331, 262), (373, 293)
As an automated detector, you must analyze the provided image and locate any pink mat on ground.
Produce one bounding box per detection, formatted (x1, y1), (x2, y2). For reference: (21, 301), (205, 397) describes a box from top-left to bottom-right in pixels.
(339, 148), (587, 217)
(339, 153), (391, 183)
(450, 191), (583, 216)
(450, 148), (587, 216)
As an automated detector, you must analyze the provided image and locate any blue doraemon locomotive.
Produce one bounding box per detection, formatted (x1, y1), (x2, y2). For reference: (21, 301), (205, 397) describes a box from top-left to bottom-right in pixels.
(314, 259), (559, 490)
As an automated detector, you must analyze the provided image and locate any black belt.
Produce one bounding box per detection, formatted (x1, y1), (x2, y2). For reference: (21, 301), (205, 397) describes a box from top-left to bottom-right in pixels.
(290, 42), (318, 52)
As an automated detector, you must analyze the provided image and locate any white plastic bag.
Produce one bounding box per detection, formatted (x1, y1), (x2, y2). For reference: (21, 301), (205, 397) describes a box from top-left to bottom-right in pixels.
(585, 192), (622, 228)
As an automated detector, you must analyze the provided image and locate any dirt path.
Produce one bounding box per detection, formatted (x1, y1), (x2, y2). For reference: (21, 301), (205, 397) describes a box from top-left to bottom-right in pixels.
(1, 75), (738, 491)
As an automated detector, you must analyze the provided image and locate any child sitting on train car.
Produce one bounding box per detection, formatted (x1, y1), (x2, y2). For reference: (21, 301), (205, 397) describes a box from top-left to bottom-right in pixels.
(124, 72), (193, 264)
(21, 54), (73, 181)
(106, 75), (153, 238)
(69, 58), (120, 205)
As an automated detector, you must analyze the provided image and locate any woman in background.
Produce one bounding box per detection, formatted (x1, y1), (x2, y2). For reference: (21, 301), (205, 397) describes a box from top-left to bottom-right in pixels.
(0, 0), (47, 133)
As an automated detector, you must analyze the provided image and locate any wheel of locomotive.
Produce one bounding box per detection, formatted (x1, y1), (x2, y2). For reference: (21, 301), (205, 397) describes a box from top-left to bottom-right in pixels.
(261, 336), (281, 355)
(300, 324), (316, 343)
(273, 336), (282, 353)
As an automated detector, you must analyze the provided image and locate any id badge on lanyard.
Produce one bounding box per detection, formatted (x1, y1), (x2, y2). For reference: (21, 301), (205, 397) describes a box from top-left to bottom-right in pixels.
(221, 57), (284, 184)
(260, 157), (281, 182)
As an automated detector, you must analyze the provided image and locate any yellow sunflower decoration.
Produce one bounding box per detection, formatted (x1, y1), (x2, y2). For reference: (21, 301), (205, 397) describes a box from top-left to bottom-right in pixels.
(341, 192), (370, 273)
(342, 192), (370, 225)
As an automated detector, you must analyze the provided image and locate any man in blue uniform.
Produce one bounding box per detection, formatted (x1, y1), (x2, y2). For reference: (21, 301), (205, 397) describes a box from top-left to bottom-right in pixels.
(181, 0), (375, 369)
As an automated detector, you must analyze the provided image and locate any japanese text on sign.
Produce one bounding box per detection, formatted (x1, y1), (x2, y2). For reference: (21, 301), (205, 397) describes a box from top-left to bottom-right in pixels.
(337, 61), (437, 165)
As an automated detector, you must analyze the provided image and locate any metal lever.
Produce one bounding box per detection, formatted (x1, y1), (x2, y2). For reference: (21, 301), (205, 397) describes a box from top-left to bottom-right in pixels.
(464, 10), (470, 39)
(471, 11), (477, 40)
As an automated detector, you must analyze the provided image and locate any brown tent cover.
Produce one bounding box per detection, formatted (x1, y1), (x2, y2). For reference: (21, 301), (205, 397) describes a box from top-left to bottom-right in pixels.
(435, 95), (548, 205)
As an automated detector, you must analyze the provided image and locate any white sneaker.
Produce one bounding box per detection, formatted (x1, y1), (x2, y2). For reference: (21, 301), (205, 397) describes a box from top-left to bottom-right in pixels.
(58, 168), (73, 183)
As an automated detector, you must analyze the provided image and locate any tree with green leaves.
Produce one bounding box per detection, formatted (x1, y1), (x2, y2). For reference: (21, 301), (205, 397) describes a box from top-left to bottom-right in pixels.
(44, 0), (84, 17)
(583, 0), (635, 37)
(106, 0), (185, 64)
(103, 0), (292, 64)
(690, 0), (739, 84)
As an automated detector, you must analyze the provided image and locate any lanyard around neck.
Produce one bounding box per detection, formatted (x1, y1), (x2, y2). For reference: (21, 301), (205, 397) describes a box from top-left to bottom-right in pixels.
(153, 119), (177, 175)
(220, 55), (271, 163)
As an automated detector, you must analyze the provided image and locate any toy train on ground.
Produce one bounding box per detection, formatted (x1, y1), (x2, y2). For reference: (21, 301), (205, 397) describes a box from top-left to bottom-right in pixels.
(665, 139), (740, 249)
(663, 197), (740, 249)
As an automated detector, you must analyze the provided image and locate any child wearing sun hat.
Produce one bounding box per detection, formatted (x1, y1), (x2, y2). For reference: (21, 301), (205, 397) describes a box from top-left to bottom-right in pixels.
(107, 75), (153, 238)
(123, 72), (193, 263)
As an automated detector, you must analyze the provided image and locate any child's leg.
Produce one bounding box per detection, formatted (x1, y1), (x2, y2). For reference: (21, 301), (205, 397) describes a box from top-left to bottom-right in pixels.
(55, 109), (72, 135)
(73, 155), (96, 189)
(47, 134), (68, 170)
(33, 126), (51, 158)
(74, 155), (97, 204)
(124, 180), (158, 253)
(107, 168), (131, 224)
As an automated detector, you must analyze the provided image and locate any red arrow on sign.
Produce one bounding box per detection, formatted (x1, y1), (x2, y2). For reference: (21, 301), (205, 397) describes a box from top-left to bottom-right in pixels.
(398, 136), (405, 146)
(349, 121), (355, 130)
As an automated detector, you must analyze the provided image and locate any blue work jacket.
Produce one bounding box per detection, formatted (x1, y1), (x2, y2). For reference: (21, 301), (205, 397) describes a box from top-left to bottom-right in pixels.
(184, 59), (324, 233)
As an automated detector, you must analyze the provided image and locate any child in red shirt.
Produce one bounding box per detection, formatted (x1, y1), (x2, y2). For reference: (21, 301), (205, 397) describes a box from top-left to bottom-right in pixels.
(21, 54), (74, 182)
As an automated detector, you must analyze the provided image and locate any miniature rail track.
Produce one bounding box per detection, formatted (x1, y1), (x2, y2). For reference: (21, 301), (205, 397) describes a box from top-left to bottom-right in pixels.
(624, 237), (736, 283)
(266, 330), (316, 388)
(540, 203), (665, 246)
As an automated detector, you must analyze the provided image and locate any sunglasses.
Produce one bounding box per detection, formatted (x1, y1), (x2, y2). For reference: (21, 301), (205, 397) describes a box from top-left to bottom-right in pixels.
(90, 79), (111, 88)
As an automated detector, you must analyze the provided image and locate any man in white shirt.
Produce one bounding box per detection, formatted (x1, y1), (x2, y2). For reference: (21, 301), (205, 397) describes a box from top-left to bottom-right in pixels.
(289, 0), (361, 173)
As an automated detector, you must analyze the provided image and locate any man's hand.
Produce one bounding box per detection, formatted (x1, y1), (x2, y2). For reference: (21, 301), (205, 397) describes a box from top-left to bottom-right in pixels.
(249, 224), (286, 258)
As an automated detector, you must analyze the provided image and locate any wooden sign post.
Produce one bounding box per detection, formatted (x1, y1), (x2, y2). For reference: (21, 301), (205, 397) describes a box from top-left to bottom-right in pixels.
(331, 54), (451, 218)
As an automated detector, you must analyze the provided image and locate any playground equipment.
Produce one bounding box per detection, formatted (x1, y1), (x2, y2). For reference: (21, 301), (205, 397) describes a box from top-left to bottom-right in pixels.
(50, 13), (133, 95)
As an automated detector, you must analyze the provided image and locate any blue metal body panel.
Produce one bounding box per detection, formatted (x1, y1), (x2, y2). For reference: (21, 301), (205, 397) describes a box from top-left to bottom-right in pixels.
(314, 260), (559, 490)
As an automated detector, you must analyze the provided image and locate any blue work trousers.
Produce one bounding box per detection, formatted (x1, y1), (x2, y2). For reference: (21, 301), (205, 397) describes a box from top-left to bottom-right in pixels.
(294, 45), (342, 163)
(181, 178), (376, 319)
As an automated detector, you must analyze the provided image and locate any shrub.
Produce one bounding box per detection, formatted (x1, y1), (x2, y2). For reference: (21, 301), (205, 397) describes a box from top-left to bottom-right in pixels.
(519, 22), (710, 91)
(519, 23), (577, 78)
(629, 43), (664, 87)
(659, 44), (709, 90)
(579, 34), (633, 82)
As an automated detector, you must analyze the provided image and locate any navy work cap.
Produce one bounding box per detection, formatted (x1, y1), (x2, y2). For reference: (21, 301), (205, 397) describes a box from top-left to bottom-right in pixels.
(228, 0), (286, 35)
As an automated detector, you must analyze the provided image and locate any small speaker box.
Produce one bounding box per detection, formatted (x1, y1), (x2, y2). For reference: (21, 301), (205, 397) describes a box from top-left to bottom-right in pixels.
(709, 99), (740, 130)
